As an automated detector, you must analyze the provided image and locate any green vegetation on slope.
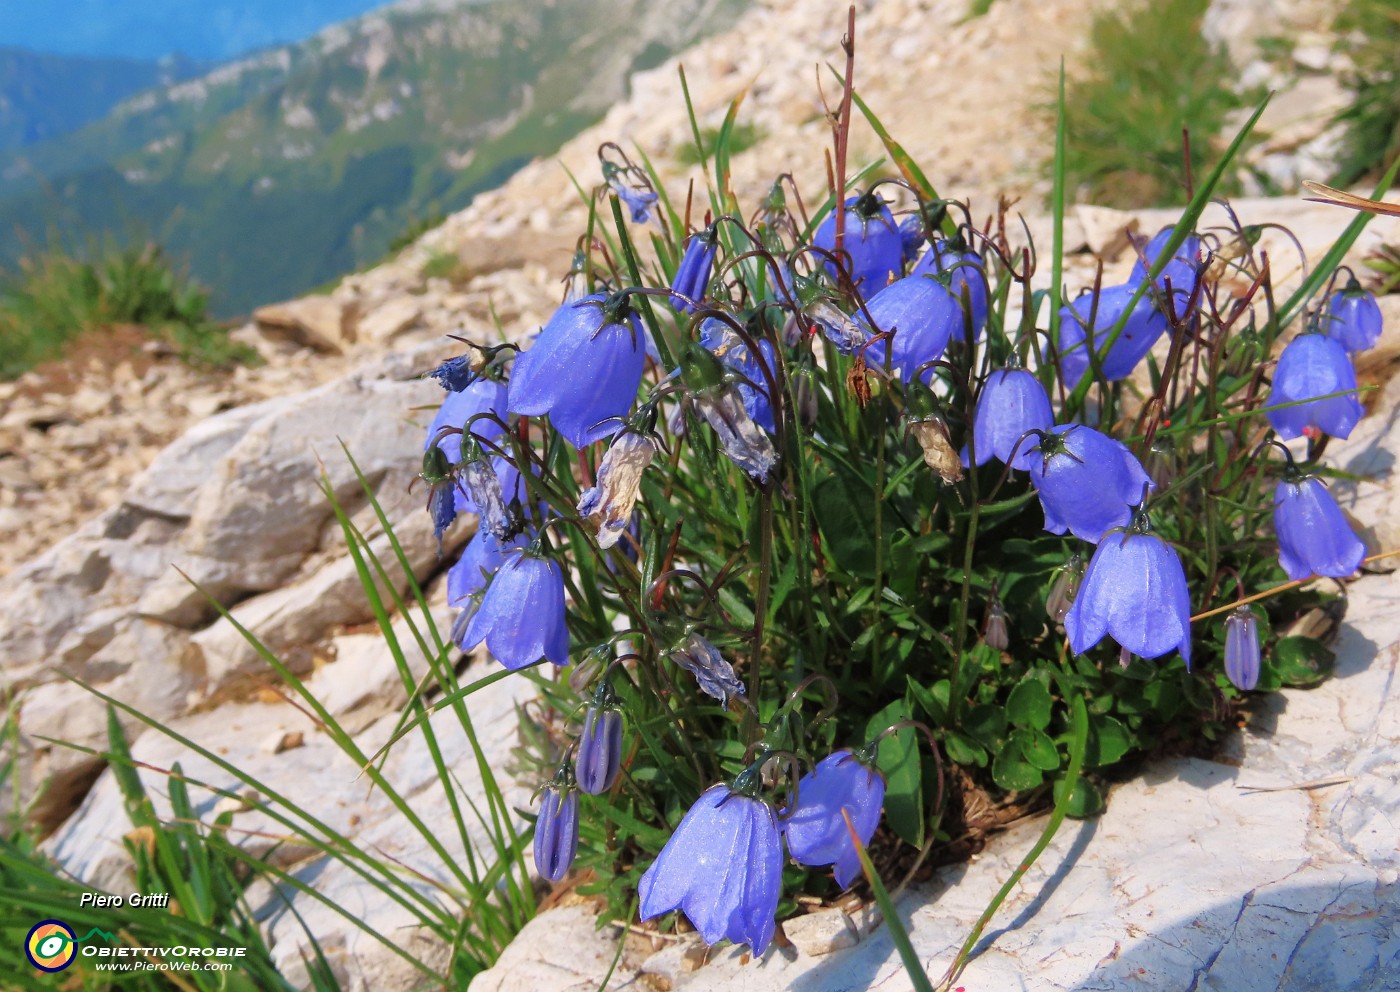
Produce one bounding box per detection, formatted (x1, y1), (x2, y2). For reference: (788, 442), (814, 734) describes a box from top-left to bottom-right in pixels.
(1331, 0), (1400, 185)
(0, 0), (748, 317)
(1055, 0), (1256, 206)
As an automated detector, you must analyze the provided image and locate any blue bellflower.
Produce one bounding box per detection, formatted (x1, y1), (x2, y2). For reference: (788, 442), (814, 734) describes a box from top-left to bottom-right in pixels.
(447, 529), (529, 609)
(575, 687), (624, 795)
(813, 192), (902, 297)
(784, 750), (885, 888)
(670, 227), (719, 313)
(461, 548), (569, 670)
(1064, 525), (1193, 667)
(1323, 281), (1383, 352)
(1273, 477), (1365, 581)
(1265, 334), (1363, 440)
(911, 241), (988, 339)
(1029, 425), (1154, 543)
(534, 780), (579, 883)
(638, 784), (783, 955)
(1129, 226), (1203, 304)
(862, 274), (960, 382)
(1223, 607), (1261, 691)
(964, 367), (1054, 471)
(508, 293), (646, 448)
(1057, 284), (1170, 383)
(897, 213), (926, 263)
(423, 377), (507, 463)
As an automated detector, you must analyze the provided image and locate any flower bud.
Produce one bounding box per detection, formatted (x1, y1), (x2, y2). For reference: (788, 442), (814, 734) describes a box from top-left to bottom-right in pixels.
(534, 782), (579, 883)
(1223, 606), (1261, 691)
(983, 601), (1009, 650)
(575, 688), (624, 795)
(1046, 553), (1084, 624)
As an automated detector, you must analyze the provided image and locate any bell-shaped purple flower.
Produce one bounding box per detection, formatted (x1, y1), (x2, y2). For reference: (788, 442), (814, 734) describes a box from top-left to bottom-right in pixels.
(575, 688), (624, 795)
(1064, 527), (1192, 667)
(424, 377), (507, 464)
(784, 750), (885, 888)
(964, 367), (1054, 471)
(1223, 607), (1261, 691)
(1273, 476), (1365, 581)
(669, 631), (745, 704)
(862, 274), (960, 382)
(1029, 425), (1154, 543)
(447, 529), (529, 609)
(1057, 283), (1170, 383)
(461, 548), (569, 670)
(638, 784), (783, 955)
(813, 192), (902, 298)
(1322, 281), (1383, 352)
(508, 293), (645, 448)
(911, 241), (988, 339)
(671, 227), (719, 313)
(698, 318), (778, 432)
(1265, 334), (1363, 440)
(1129, 226), (1203, 304)
(534, 781), (579, 883)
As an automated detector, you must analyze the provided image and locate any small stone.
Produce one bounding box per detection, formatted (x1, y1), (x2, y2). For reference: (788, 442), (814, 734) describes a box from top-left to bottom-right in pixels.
(781, 908), (859, 956)
(263, 730), (305, 754)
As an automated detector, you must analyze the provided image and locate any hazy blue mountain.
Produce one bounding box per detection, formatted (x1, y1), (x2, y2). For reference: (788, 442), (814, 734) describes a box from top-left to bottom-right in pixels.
(3, 1), (394, 61)
(0, 0), (747, 316)
(0, 48), (206, 152)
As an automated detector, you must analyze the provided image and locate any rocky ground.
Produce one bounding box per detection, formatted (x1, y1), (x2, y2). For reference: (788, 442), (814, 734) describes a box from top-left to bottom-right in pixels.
(0, 0), (1394, 987)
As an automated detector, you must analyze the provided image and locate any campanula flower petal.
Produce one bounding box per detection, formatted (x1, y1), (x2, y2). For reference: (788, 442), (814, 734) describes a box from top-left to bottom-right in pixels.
(508, 293), (645, 448)
(965, 368), (1054, 471)
(1064, 531), (1192, 667)
(862, 274), (959, 382)
(1029, 425), (1154, 543)
(911, 241), (988, 339)
(812, 193), (902, 298)
(1265, 334), (1363, 440)
(670, 228), (719, 312)
(534, 786), (579, 882)
(638, 785), (783, 955)
(1224, 607), (1261, 691)
(696, 386), (777, 483)
(784, 751), (885, 888)
(1323, 283), (1383, 352)
(1129, 226), (1202, 304)
(1272, 477), (1365, 580)
(575, 705), (624, 795)
(423, 377), (508, 464)
(669, 632), (745, 704)
(462, 549), (569, 670)
(1057, 283), (1170, 383)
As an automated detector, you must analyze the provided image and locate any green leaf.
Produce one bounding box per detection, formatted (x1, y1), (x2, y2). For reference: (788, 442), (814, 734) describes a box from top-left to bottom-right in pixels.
(1053, 775), (1105, 819)
(1085, 714), (1132, 768)
(1011, 728), (1061, 772)
(963, 703), (1008, 752)
(1270, 635), (1336, 687)
(866, 699), (923, 847)
(907, 677), (949, 724)
(813, 469), (884, 576)
(1005, 678), (1053, 730)
(991, 748), (1044, 792)
(943, 731), (986, 768)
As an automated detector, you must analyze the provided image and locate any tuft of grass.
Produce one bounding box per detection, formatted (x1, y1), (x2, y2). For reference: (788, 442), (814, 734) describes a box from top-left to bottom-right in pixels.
(1330, 0), (1400, 186)
(1055, 0), (1256, 206)
(675, 121), (763, 167)
(0, 238), (256, 380)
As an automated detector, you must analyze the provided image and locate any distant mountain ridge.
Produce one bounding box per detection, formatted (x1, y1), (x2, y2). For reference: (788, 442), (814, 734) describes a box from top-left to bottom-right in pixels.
(0, 48), (205, 152)
(0, 0), (747, 315)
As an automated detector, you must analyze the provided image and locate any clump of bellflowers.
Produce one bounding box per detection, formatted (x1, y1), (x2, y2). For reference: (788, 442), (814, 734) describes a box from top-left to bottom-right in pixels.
(399, 59), (1373, 960)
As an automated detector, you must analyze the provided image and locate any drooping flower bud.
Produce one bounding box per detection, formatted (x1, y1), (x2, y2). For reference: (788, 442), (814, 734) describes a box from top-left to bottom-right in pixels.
(1046, 553), (1085, 624)
(983, 600), (1009, 651)
(1223, 606), (1261, 691)
(578, 430), (656, 549)
(534, 771), (579, 883)
(575, 683), (624, 795)
(908, 415), (963, 485)
(670, 226), (719, 313)
(1322, 279), (1382, 352)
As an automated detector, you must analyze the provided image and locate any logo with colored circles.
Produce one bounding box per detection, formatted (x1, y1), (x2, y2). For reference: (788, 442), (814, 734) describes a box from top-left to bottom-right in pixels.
(25, 919), (77, 972)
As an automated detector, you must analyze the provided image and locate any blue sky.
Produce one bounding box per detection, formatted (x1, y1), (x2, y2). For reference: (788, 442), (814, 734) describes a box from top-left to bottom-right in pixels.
(1, 1), (392, 61)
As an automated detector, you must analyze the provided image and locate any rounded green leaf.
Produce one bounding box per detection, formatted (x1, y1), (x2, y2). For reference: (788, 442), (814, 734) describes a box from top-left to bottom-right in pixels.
(1006, 678), (1053, 730)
